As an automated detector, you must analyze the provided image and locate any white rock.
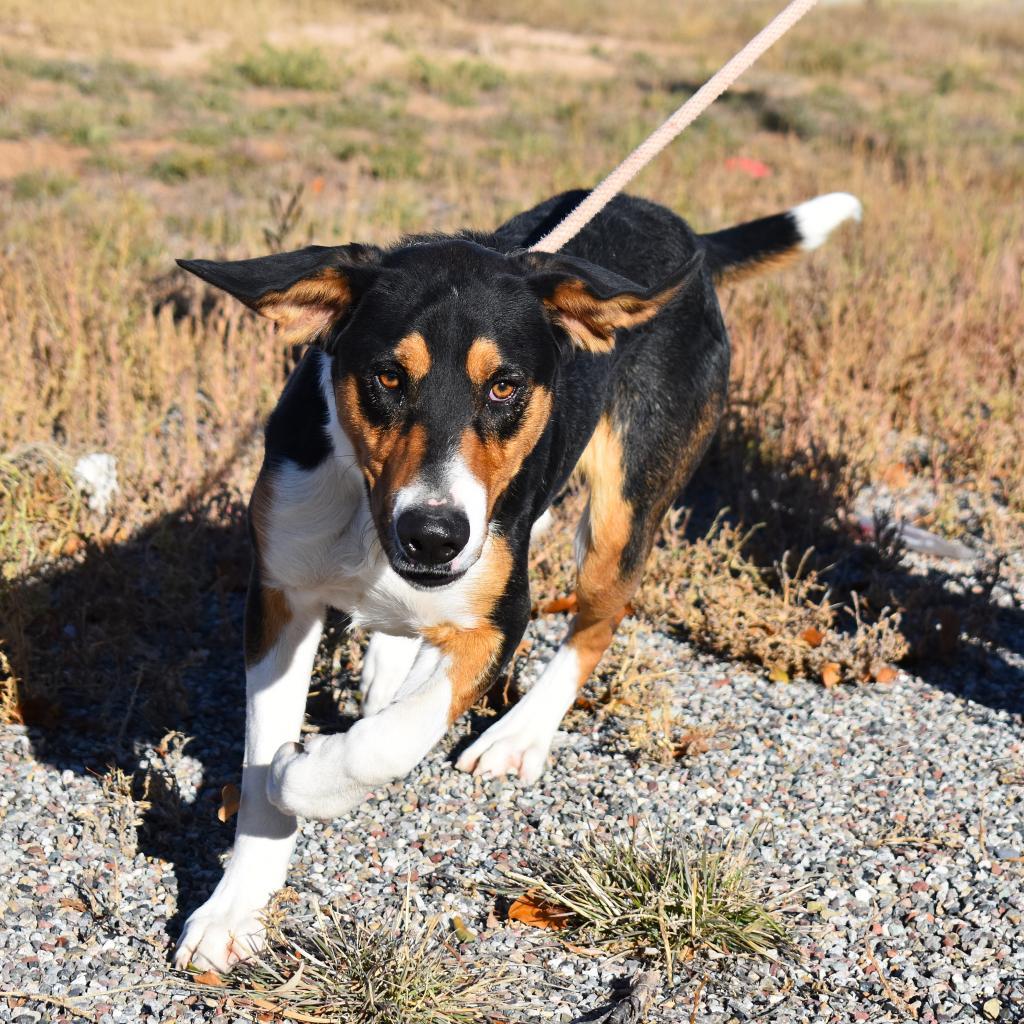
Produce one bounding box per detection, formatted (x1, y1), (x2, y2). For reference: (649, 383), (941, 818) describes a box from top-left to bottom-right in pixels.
(72, 452), (118, 515)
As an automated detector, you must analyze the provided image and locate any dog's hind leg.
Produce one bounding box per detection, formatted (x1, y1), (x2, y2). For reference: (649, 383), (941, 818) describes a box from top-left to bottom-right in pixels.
(174, 580), (323, 974)
(359, 632), (422, 715)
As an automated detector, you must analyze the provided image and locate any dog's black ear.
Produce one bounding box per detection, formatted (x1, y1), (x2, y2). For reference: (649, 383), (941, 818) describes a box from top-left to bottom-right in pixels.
(177, 243), (382, 343)
(522, 250), (703, 354)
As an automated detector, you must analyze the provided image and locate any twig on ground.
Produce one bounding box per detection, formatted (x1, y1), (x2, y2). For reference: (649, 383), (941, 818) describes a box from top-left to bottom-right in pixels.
(604, 969), (661, 1023)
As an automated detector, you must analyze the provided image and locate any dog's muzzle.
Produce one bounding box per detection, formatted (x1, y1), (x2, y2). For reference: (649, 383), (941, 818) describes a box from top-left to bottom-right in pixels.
(392, 505), (471, 588)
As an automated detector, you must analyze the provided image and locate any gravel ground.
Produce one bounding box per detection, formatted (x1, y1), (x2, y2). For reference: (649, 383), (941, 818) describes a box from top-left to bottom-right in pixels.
(2, 579), (1022, 1024)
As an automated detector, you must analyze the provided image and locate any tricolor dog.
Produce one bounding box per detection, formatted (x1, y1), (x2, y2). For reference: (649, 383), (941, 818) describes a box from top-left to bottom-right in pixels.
(174, 189), (860, 972)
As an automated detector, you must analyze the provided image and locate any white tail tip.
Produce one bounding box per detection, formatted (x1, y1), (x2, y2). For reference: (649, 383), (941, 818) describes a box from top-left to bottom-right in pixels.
(791, 192), (862, 251)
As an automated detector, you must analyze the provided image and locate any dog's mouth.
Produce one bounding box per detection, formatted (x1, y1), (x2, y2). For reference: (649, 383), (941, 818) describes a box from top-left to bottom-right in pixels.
(391, 561), (468, 590)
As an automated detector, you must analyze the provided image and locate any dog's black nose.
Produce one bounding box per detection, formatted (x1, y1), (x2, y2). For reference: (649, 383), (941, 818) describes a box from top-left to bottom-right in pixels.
(396, 507), (471, 566)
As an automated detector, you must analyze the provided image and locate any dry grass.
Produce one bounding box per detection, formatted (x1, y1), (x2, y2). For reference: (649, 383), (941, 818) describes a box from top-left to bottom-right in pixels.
(1, 0), (1021, 734)
(504, 827), (796, 980)
(195, 893), (515, 1023)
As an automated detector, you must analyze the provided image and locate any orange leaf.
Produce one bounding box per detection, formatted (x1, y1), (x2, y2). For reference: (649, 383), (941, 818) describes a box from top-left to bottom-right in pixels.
(800, 627), (825, 648)
(880, 462), (912, 488)
(540, 594), (578, 615)
(59, 897), (87, 912)
(768, 666), (790, 683)
(820, 662), (842, 688)
(874, 666), (898, 684)
(218, 783), (241, 823)
(507, 892), (571, 930)
(193, 969), (224, 987)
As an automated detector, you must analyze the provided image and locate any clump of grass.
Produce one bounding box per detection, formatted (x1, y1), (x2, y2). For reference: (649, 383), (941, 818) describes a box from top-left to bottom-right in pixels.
(409, 55), (507, 106)
(566, 624), (728, 766)
(504, 828), (795, 980)
(11, 170), (77, 201)
(636, 512), (909, 685)
(0, 444), (84, 579)
(209, 896), (513, 1024)
(148, 148), (229, 182)
(234, 44), (340, 91)
(0, 644), (20, 726)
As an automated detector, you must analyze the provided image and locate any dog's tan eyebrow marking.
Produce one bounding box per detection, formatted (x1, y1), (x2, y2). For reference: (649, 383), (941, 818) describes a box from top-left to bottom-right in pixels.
(394, 332), (431, 381)
(465, 337), (503, 387)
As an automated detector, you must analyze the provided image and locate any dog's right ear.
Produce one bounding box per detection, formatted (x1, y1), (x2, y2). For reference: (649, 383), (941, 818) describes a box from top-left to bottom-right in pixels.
(177, 243), (382, 343)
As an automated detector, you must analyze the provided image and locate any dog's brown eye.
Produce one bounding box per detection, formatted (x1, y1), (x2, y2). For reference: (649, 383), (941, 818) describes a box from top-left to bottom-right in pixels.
(489, 380), (517, 402)
(377, 371), (401, 390)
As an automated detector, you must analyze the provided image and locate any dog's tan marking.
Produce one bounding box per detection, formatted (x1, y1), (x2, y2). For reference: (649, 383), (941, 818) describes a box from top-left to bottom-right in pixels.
(394, 332), (431, 381)
(714, 247), (801, 286)
(565, 416), (638, 686)
(371, 423), (428, 519)
(542, 278), (684, 354)
(254, 268), (354, 344)
(460, 386), (552, 514)
(243, 473), (294, 667)
(567, 396), (724, 691)
(421, 536), (514, 722)
(244, 585), (293, 668)
(465, 337), (503, 387)
(574, 415), (634, 612)
(337, 374), (428, 517)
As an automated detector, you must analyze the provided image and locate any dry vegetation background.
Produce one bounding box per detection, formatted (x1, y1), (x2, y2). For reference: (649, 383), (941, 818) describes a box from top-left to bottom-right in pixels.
(1, 0), (1022, 741)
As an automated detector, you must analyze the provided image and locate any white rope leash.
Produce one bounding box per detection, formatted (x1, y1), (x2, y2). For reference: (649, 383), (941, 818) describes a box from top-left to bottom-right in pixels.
(529, 0), (821, 254)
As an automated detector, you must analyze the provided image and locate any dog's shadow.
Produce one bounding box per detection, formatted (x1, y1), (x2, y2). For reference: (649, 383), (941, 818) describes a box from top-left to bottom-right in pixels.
(3, 494), (256, 942)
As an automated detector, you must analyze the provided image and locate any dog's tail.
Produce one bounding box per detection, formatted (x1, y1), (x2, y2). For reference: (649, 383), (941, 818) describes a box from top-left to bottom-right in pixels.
(700, 192), (861, 285)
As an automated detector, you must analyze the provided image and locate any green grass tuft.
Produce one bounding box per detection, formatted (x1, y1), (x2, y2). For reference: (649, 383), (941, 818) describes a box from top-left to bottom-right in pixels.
(233, 44), (341, 90)
(505, 828), (797, 980)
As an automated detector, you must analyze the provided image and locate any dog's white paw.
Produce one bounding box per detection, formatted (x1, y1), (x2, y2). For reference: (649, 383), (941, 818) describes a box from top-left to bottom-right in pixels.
(457, 646), (580, 783)
(267, 734), (366, 820)
(455, 711), (559, 783)
(360, 633), (421, 715)
(175, 895), (267, 974)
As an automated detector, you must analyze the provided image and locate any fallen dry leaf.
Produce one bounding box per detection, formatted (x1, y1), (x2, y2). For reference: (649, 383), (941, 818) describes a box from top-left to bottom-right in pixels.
(507, 892), (571, 930)
(874, 666), (898, 684)
(821, 662), (842, 688)
(193, 969), (225, 987)
(218, 783), (241, 823)
(451, 915), (477, 943)
(800, 627), (825, 648)
(768, 666), (790, 683)
(58, 897), (87, 913)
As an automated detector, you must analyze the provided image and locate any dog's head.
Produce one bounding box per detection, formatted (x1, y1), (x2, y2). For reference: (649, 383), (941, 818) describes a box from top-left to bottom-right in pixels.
(179, 238), (700, 588)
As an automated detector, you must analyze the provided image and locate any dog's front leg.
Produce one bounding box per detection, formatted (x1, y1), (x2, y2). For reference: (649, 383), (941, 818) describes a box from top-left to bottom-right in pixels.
(267, 613), (523, 819)
(175, 585), (323, 973)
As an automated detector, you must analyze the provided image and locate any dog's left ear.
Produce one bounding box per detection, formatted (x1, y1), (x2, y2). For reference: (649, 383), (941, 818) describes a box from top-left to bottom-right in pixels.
(522, 250), (703, 354)
(177, 243), (382, 343)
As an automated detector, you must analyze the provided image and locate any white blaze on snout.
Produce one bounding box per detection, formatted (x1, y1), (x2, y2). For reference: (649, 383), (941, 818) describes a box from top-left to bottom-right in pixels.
(391, 453), (488, 573)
